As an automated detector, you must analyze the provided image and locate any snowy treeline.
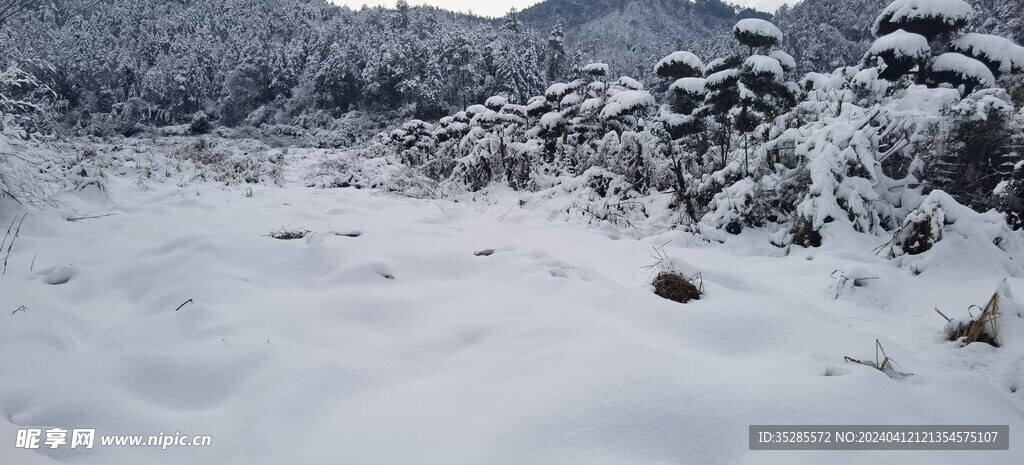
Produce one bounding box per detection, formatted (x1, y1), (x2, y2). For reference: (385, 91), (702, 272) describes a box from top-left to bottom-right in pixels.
(0, 0), (578, 136)
(1, 0), (1020, 140)
(774, 0), (1024, 79)
(379, 0), (1024, 252)
(518, 0), (772, 82)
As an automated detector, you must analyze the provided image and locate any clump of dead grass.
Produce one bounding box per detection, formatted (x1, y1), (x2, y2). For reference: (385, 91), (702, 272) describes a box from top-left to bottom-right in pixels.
(269, 227), (310, 240)
(652, 271), (703, 304)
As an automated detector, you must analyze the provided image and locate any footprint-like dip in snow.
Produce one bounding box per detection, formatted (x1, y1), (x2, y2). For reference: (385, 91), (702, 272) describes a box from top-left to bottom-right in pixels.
(38, 265), (77, 285)
(325, 262), (396, 285)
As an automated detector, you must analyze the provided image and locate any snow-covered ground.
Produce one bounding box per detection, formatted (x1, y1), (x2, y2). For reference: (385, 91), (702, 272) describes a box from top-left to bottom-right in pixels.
(2, 145), (1024, 464)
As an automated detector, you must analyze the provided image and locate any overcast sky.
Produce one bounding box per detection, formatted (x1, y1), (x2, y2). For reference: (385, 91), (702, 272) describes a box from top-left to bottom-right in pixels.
(331, 0), (800, 18)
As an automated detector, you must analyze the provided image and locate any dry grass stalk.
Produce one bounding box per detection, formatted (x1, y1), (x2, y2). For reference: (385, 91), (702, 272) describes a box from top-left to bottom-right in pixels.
(945, 292), (1000, 347)
(844, 339), (911, 379)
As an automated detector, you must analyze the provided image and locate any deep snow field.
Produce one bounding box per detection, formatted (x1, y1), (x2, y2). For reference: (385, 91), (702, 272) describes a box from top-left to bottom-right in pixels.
(2, 144), (1024, 465)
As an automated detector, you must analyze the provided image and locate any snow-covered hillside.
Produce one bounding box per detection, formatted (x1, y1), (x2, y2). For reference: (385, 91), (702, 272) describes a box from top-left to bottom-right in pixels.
(2, 144), (1024, 464)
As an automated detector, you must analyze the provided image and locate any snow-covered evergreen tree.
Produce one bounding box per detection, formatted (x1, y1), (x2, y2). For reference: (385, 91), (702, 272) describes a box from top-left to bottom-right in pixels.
(545, 24), (569, 84)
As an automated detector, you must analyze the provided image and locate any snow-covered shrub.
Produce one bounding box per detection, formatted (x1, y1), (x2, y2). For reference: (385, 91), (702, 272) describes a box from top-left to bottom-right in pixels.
(308, 153), (441, 199)
(563, 167), (649, 228)
(950, 33), (1024, 79)
(172, 138), (284, 185)
(704, 177), (773, 234)
(933, 88), (1018, 209)
(615, 131), (653, 192)
(866, 29), (931, 81)
(189, 111), (212, 135)
(581, 63), (609, 78)
(884, 190), (1024, 273)
(0, 133), (55, 207)
(0, 63), (58, 207)
(850, 68), (890, 106)
(0, 63), (55, 136)
(65, 147), (110, 193)
(386, 119), (436, 166)
(929, 53), (996, 95)
(450, 145), (494, 192)
(655, 52), (704, 81)
(733, 18), (783, 51)
(997, 160), (1024, 229)
(872, 0), (972, 41)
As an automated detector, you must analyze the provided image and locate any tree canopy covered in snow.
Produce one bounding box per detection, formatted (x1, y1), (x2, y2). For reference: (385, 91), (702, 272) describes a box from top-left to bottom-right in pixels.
(372, 0), (1024, 252)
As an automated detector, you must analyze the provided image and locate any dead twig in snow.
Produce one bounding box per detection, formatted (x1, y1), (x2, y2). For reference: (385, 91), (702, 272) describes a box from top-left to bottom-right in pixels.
(174, 299), (194, 312)
(66, 212), (118, 222)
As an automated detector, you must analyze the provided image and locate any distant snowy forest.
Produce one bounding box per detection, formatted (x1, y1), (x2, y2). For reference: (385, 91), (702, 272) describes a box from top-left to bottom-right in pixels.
(2, 0), (1024, 253)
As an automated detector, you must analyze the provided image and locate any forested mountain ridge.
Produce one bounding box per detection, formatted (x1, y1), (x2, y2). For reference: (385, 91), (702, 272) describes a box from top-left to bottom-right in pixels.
(518, 0), (1024, 81)
(0, 0), (1020, 137)
(519, 0), (770, 80)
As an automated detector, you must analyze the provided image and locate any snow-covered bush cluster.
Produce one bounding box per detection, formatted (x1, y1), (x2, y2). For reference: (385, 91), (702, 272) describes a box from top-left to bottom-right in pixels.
(0, 61), (57, 205)
(306, 151), (445, 200)
(378, 0), (1024, 259)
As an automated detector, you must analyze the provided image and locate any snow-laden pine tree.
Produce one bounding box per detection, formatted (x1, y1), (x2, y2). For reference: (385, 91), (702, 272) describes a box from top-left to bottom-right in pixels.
(860, 0), (1024, 212)
(654, 50), (707, 221)
(757, 0), (1024, 248)
(545, 24), (569, 84)
(690, 19), (799, 234)
(491, 9), (544, 104)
